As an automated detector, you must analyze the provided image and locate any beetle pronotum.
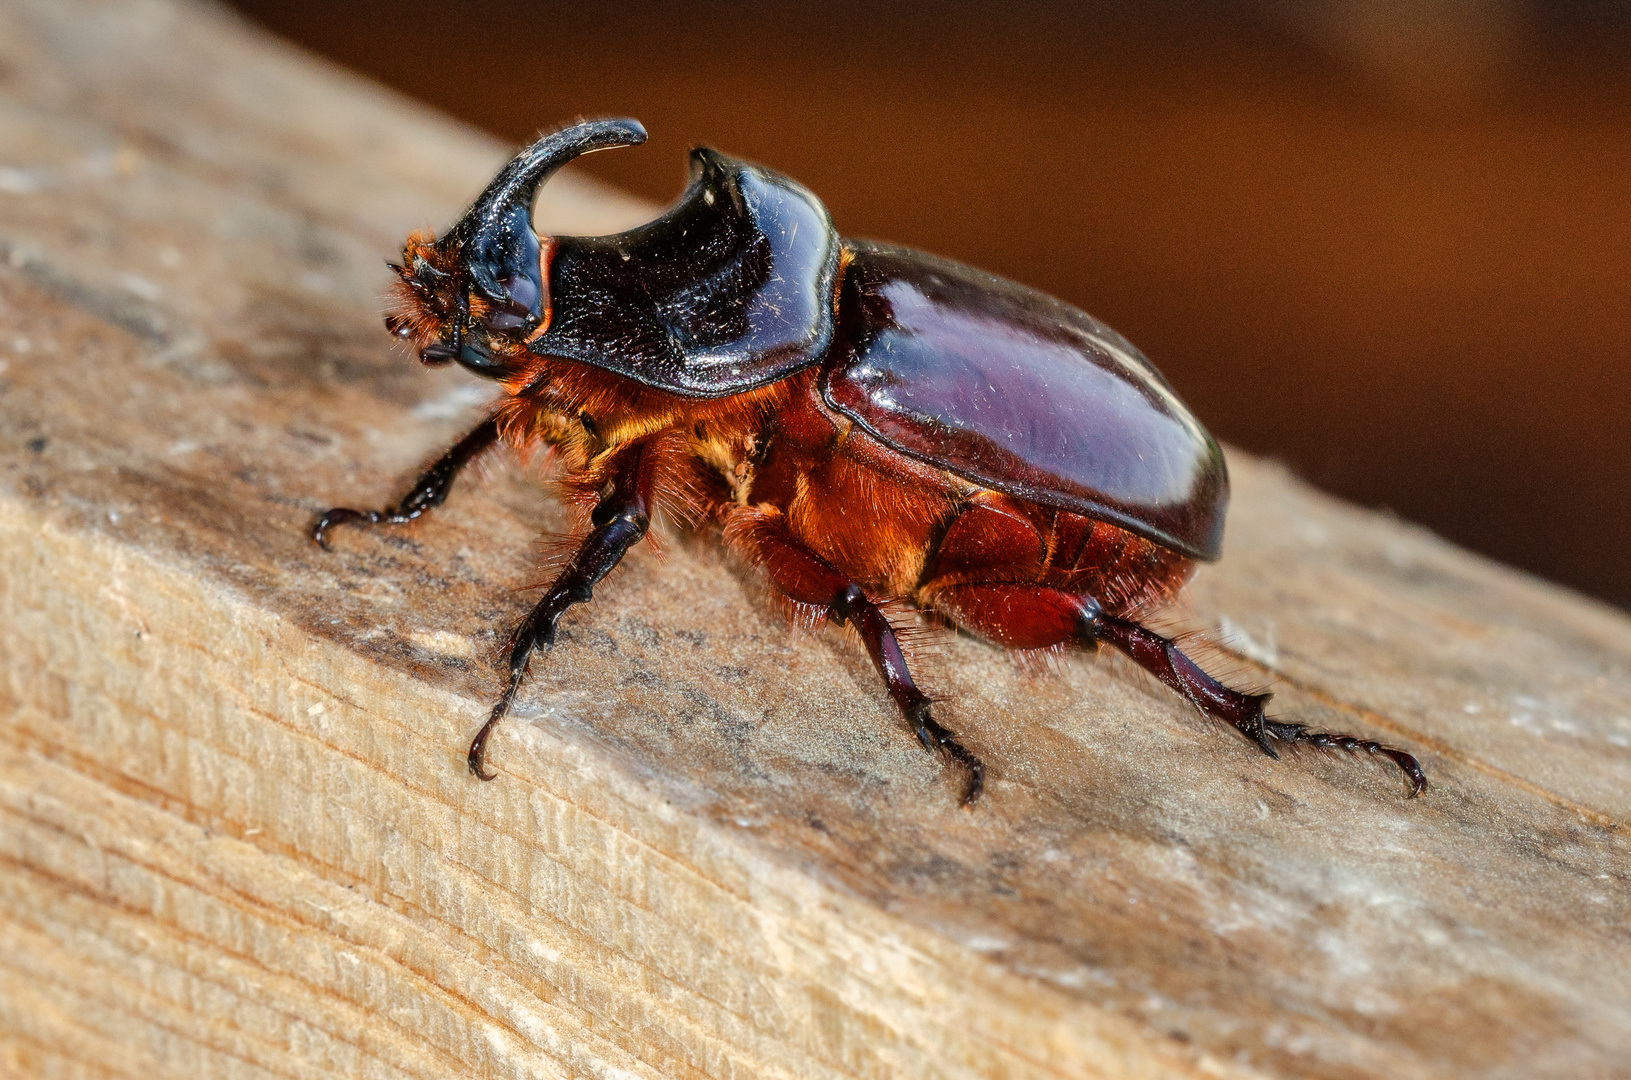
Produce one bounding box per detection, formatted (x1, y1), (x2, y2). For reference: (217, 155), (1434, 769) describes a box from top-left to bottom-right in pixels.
(315, 118), (1425, 805)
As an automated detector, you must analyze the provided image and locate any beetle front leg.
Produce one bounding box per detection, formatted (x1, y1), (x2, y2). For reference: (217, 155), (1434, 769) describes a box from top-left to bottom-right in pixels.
(468, 441), (655, 780)
(313, 414), (502, 548)
(726, 509), (984, 805)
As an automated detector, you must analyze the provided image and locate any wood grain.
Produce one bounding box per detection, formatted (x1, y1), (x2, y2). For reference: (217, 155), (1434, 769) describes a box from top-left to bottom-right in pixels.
(1, 2), (1628, 1077)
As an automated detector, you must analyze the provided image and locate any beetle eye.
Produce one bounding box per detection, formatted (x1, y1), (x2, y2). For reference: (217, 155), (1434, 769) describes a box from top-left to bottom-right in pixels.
(476, 274), (538, 335)
(384, 314), (414, 339)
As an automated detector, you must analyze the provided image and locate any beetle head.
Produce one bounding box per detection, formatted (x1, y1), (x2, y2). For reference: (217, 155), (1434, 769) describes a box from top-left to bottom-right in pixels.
(384, 117), (648, 377)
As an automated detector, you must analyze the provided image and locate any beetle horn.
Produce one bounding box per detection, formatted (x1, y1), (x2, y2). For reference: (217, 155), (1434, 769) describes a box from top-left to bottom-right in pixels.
(450, 117), (647, 316)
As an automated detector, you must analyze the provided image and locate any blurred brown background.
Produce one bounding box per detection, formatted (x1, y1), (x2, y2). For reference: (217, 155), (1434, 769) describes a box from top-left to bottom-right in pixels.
(226, 0), (1631, 610)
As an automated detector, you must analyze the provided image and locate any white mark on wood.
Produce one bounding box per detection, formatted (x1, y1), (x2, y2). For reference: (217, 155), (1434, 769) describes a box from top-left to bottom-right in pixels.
(963, 935), (1010, 953)
(118, 272), (162, 301)
(408, 629), (474, 658)
(482, 1024), (512, 1058)
(412, 382), (493, 420)
(0, 167), (40, 194)
(1218, 615), (1279, 667)
(1295, 517), (1331, 546)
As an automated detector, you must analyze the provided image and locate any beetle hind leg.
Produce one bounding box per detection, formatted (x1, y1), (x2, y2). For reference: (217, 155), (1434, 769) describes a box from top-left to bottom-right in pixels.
(924, 582), (1425, 797)
(1085, 608), (1425, 796)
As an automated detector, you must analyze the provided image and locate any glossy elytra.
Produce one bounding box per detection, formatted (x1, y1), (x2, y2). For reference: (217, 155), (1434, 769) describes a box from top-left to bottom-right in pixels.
(315, 118), (1425, 804)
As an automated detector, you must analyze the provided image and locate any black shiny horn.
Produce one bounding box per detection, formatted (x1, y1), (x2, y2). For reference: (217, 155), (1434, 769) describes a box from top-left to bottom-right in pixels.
(452, 118), (647, 324)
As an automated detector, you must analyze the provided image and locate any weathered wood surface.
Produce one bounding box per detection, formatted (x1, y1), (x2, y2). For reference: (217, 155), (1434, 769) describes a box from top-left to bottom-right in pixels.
(1, 1), (1629, 1077)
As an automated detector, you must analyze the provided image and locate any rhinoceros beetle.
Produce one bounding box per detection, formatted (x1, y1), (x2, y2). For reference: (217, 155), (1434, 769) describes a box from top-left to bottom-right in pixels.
(314, 118), (1425, 805)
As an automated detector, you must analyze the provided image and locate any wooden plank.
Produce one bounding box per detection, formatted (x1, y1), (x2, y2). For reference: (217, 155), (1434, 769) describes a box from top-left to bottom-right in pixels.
(1, 1), (1628, 1077)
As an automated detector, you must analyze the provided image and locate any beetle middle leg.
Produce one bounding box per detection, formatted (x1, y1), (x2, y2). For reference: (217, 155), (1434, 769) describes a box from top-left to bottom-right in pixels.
(925, 582), (1425, 797)
(467, 437), (660, 779)
(313, 414), (502, 547)
(726, 508), (984, 806)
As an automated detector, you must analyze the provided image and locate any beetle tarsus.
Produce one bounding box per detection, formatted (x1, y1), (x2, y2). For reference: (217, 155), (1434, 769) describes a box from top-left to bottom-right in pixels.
(1262, 718), (1427, 797)
(312, 506), (380, 549)
(909, 703), (985, 807)
(312, 415), (501, 548)
(468, 674), (521, 780)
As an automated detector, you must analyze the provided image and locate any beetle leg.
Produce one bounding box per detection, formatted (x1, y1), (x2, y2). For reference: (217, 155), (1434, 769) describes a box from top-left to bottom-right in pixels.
(1085, 606), (1426, 797)
(313, 415), (502, 547)
(726, 509), (984, 805)
(467, 440), (657, 779)
(832, 584), (985, 806)
(925, 583), (1425, 797)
